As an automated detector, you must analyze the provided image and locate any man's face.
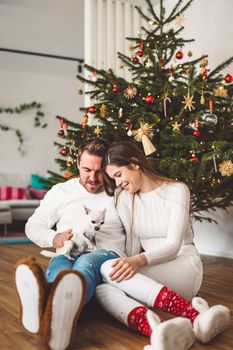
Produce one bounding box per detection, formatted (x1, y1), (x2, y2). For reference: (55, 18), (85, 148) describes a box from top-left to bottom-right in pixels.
(78, 150), (104, 193)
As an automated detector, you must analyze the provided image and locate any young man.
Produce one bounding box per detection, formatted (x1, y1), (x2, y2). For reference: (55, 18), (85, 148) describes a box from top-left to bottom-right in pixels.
(14, 138), (126, 350)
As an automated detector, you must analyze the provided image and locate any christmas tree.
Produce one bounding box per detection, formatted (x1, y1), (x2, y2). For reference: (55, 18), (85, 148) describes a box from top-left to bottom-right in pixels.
(48, 0), (233, 222)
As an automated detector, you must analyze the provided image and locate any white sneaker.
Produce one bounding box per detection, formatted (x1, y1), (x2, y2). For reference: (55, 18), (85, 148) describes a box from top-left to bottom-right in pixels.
(14, 256), (48, 333)
(192, 297), (230, 343)
(144, 310), (195, 350)
(41, 270), (86, 350)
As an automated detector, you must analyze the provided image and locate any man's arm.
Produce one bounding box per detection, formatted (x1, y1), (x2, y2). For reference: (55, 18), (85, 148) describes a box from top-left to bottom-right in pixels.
(25, 185), (67, 248)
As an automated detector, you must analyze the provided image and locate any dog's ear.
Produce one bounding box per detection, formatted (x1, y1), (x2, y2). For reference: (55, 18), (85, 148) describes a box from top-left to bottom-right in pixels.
(84, 205), (91, 215)
(102, 208), (107, 216)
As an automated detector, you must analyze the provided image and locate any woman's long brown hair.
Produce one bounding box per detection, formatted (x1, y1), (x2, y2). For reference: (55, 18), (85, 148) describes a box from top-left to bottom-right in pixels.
(102, 141), (174, 196)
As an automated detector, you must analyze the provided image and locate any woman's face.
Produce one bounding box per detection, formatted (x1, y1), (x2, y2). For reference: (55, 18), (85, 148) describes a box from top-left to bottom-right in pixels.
(106, 163), (141, 193)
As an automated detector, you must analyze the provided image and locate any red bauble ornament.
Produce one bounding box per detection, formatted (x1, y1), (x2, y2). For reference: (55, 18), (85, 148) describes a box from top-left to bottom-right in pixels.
(189, 153), (198, 163)
(137, 50), (143, 57)
(193, 130), (200, 137)
(58, 129), (65, 136)
(144, 95), (155, 103)
(88, 105), (96, 114)
(112, 84), (119, 92)
(224, 73), (233, 83)
(175, 50), (184, 60)
(139, 41), (143, 50)
(60, 147), (69, 156)
(132, 56), (139, 63)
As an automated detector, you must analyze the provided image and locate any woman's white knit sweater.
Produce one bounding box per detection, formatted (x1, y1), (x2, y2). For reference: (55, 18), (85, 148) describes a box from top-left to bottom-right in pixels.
(25, 178), (126, 257)
(116, 182), (194, 265)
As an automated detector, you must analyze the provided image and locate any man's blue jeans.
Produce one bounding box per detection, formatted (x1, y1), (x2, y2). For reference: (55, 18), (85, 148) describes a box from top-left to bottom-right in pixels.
(46, 249), (118, 303)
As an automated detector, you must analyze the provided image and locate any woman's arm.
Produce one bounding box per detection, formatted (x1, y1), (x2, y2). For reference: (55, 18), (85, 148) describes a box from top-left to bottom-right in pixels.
(109, 183), (191, 281)
(143, 183), (190, 265)
(108, 253), (148, 282)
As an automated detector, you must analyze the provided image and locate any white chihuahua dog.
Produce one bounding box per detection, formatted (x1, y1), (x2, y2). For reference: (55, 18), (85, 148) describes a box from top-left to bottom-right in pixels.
(40, 205), (106, 260)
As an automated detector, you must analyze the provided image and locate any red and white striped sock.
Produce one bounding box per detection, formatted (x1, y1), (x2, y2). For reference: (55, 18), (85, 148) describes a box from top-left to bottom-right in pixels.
(153, 286), (199, 323)
(127, 306), (156, 337)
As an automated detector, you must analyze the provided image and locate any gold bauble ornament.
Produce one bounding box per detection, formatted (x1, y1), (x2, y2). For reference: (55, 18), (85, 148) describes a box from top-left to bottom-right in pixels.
(66, 156), (73, 167)
(219, 160), (233, 177)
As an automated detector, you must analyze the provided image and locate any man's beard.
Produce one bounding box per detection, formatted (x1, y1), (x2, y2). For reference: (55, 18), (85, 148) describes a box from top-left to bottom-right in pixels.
(80, 179), (103, 193)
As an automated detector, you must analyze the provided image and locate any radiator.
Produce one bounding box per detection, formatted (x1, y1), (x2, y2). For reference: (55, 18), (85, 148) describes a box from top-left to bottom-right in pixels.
(85, 0), (150, 78)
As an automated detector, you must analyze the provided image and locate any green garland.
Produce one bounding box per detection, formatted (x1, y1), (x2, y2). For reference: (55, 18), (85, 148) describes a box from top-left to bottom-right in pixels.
(0, 101), (47, 155)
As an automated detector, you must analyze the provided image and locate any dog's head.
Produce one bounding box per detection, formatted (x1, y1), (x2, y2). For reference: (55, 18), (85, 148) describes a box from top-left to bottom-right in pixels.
(84, 206), (107, 231)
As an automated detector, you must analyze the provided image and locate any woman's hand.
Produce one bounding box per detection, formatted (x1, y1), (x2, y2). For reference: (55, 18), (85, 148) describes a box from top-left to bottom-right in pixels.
(109, 254), (147, 282)
(53, 229), (73, 248)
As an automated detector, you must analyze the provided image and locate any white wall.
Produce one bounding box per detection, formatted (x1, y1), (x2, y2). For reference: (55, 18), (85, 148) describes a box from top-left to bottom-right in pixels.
(0, 0), (84, 176)
(166, 0), (233, 72)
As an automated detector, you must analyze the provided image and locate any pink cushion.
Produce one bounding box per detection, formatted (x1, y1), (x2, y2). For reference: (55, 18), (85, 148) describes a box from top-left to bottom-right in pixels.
(28, 186), (47, 200)
(0, 186), (26, 200)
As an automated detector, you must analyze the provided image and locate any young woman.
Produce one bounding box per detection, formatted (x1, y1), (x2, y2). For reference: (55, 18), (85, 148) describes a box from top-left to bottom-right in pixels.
(95, 141), (230, 349)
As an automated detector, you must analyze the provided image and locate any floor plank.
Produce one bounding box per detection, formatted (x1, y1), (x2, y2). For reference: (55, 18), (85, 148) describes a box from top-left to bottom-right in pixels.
(0, 243), (232, 350)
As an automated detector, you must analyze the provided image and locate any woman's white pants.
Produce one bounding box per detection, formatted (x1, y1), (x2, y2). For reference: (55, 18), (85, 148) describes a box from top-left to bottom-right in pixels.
(95, 244), (203, 326)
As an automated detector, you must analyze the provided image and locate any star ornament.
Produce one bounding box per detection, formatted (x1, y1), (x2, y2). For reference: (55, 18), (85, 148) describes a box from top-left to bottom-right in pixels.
(124, 86), (137, 99)
(175, 14), (185, 27)
(94, 125), (102, 137)
(182, 93), (195, 111)
(172, 121), (181, 131)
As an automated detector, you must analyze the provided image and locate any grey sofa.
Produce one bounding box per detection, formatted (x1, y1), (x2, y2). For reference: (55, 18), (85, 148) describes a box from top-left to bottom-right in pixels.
(0, 173), (40, 234)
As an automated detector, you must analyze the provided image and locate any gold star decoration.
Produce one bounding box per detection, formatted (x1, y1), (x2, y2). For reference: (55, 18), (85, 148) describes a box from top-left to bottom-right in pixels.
(100, 104), (108, 118)
(219, 160), (233, 177)
(172, 121), (181, 131)
(175, 14), (185, 27)
(94, 125), (102, 137)
(182, 93), (195, 111)
(214, 86), (228, 97)
(77, 88), (83, 95)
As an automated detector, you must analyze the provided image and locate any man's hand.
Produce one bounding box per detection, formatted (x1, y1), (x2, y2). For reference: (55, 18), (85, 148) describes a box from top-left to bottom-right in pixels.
(53, 229), (73, 248)
(109, 254), (148, 282)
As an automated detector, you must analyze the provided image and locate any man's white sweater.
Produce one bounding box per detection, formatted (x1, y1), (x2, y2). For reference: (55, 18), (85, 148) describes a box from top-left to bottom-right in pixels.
(25, 178), (126, 257)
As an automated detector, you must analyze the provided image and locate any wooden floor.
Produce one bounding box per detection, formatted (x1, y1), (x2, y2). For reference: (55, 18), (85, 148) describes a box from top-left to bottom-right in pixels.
(0, 243), (232, 350)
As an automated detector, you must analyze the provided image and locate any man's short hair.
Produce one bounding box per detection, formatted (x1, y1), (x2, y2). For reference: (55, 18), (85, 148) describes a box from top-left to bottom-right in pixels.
(77, 138), (109, 162)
